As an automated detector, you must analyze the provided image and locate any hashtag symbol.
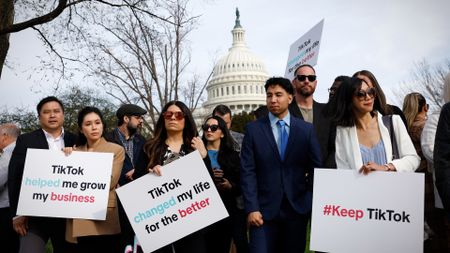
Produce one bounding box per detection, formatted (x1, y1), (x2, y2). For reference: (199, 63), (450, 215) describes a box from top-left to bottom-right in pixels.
(323, 205), (331, 215)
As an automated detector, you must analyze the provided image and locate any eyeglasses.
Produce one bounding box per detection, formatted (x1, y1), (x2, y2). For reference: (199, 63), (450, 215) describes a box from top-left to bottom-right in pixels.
(202, 124), (220, 132)
(296, 75), (317, 82)
(328, 87), (337, 93)
(355, 87), (376, 100)
(163, 111), (184, 120)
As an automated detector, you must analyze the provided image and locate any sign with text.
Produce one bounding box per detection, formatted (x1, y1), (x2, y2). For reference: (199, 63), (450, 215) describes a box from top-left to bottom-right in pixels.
(17, 149), (113, 220)
(116, 151), (228, 253)
(310, 169), (424, 253)
(284, 19), (324, 80)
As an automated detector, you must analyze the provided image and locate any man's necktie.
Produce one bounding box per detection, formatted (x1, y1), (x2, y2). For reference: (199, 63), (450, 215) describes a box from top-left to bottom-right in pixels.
(277, 120), (288, 160)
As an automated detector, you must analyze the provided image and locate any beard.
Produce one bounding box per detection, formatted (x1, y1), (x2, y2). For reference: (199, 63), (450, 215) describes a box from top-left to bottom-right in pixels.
(127, 122), (139, 136)
(297, 85), (316, 97)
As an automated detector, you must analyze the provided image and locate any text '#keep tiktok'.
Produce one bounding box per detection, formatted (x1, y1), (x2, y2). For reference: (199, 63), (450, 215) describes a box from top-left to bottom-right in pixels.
(322, 204), (411, 223)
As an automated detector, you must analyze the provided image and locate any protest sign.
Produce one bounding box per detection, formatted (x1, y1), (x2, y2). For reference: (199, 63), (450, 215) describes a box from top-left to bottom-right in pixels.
(116, 151), (228, 253)
(310, 169), (424, 253)
(17, 148), (113, 220)
(284, 19), (324, 80)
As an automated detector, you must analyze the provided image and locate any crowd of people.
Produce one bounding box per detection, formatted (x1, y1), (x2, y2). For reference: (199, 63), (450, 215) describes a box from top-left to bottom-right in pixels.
(0, 65), (449, 253)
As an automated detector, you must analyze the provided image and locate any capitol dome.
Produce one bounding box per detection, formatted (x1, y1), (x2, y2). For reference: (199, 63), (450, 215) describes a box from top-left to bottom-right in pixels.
(202, 9), (269, 114)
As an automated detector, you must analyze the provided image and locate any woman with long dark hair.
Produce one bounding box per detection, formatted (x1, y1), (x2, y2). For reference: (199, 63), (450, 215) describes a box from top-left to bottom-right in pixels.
(135, 100), (211, 253)
(201, 115), (240, 253)
(353, 70), (407, 126)
(326, 77), (419, 174)
(64, 106), (125, 252)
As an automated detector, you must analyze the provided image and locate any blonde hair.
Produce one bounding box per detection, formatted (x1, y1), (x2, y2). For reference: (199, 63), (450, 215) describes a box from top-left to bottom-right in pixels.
(403, 92), (426, 130)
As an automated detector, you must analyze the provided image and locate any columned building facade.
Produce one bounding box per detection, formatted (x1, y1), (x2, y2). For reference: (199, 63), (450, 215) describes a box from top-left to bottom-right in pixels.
(202, 9), (269, 115)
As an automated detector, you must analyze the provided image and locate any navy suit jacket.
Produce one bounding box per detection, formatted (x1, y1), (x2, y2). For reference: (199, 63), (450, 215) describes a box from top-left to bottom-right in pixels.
(255, 99), (336, 168)
(8, 129), (77, 217)
(240, 115), (322, 220)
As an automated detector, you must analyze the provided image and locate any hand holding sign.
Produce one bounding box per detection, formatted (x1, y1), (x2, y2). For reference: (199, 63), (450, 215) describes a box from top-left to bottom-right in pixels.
(116, 151), (228, 253)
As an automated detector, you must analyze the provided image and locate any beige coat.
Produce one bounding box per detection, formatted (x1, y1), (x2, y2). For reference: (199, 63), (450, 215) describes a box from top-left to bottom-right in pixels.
(66, 137), (125, 243)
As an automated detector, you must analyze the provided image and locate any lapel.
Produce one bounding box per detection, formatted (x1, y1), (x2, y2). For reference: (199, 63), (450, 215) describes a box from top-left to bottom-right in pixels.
(349, 125), (364, 169)
(289, 97), (303, 119)
(36, 129), (50, 149)
(260, 116), (281, 160)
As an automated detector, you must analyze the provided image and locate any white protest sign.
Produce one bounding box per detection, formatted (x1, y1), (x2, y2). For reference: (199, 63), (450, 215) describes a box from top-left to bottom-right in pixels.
(284, 19), (324, 80)
(116, 151), (228, 253)
(310, 169), (424, 253)
(17, 149), (113, 220)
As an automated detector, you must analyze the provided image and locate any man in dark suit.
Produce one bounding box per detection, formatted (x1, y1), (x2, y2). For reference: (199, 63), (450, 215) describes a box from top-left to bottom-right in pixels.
(254, 64), (335, 168)
(240, 77), (322, 253)
(8, 96), (77, 253)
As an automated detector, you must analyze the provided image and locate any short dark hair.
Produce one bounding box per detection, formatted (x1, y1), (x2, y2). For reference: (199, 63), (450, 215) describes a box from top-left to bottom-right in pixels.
(77, 107), (106, 145)
(212, 104), (232, 117)
(36, 96), (64, 116)
(264, 77), (294, 95)
(294, 64), (316, 75)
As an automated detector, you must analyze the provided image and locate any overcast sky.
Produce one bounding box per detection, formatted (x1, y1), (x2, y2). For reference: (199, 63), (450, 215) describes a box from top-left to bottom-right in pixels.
(1, 0), (449, 111)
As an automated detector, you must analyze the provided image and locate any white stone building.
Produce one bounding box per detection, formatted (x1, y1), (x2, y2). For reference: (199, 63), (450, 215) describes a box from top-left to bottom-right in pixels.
(195, 9), (269, 123)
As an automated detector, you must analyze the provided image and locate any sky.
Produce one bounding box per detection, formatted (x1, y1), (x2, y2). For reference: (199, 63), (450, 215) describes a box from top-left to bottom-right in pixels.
(1, 0), (450, 111)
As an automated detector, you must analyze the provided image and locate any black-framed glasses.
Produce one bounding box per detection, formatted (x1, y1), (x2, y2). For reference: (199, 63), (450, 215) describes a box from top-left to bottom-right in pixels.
(355, 87), (376, 100)
(296, 75), (317, 82)
(202, 124), (220, 132)
(163, 111), (184, 120)
(328, 87), (337, 93)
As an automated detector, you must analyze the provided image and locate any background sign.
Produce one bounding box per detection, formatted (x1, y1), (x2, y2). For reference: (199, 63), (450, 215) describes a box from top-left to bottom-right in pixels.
(284, 19), (324, 80)
(116, 151), (228, 253)
(310, 169), (424, 253)
(17, 149), (113, 220)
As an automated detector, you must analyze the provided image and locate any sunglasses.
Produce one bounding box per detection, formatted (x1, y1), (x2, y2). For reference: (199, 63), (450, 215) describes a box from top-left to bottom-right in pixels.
(355, 87), (376, 100)
(163, 111), (184, 120)
(296, 75), (317, 82)
(202, 124), (220, 132)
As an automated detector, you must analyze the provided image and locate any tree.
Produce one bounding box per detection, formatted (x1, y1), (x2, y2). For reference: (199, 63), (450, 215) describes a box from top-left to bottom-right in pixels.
(85, 0), (211, 133)
(231, 111), (255, 134)
(0, 86), (117, 134)
(0, 0), (172, 78)
(393, 58), (450, 110)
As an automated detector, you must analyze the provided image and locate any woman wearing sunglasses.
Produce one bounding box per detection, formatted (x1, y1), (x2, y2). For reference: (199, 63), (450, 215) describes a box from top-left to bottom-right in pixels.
(135, 100), (211, 253)
(326, 77), (419, 174)
(201, 115), (240, 253)
(353, 70), (408, 126)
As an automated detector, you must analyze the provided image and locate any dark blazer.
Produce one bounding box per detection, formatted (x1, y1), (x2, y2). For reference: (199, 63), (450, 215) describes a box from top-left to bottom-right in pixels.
(255, 98), (335, 168)
(240, 115), (322, 220)
(434, 102), (450, 212)
(104, 129), (146, 185)
(8, 129), (77, 217)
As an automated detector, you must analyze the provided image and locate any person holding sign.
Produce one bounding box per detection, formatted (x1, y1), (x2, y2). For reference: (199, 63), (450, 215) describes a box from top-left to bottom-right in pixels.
(64, 107), (125, 252)
(201, 115), (240, 253)
(8, 96), (78, 253)
(241, 77), (322, 253)
(326, 77), (419, 173)
(135, 100), (211, 253)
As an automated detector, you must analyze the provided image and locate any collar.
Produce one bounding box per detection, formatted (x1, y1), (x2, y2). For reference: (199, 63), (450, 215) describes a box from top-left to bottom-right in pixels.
(268, 111), (291, 127)
(42, 128), (65, 140)
(2, 141), (16, 153)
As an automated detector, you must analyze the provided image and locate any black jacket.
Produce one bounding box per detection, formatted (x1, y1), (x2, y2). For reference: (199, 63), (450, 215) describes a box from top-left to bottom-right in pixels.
(434, 102), (450, 212)
(8, 129), (77, 217)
